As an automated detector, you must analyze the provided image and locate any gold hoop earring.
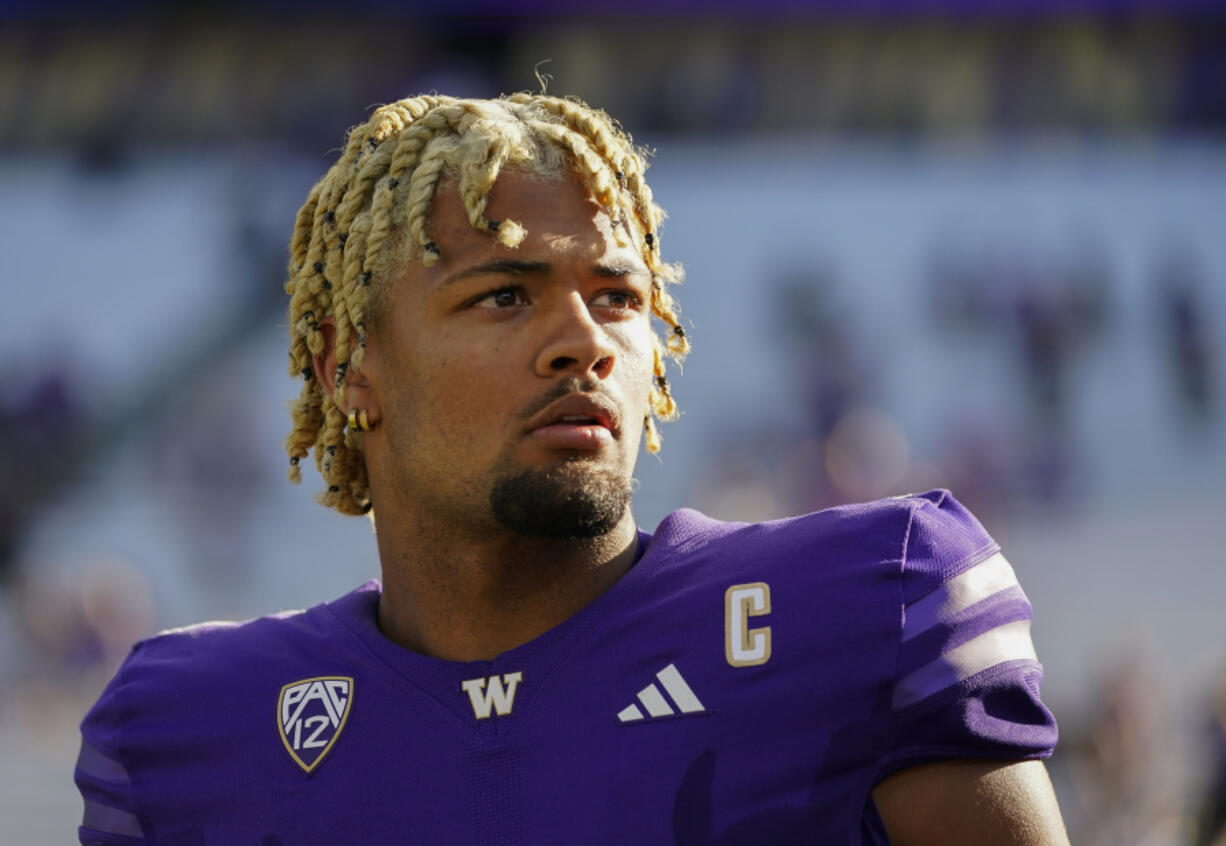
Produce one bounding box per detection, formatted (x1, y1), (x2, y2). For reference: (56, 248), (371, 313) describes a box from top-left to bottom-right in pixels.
(348, 408), (375, 432)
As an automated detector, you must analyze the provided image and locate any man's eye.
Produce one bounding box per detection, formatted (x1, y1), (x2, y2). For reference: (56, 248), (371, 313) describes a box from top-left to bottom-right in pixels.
(594, 290), (641, 311)
(474, 288), (526, 309)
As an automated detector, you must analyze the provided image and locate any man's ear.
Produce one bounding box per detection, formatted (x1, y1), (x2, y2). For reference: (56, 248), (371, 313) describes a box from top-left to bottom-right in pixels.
(312, 318), (375, 414)
(312, 317), (341, 390)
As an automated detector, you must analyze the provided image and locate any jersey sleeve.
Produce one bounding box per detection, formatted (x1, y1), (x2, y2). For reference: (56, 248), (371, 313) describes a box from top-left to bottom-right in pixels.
(75, 650), (148, 845)
(878, 489), (1058, 781)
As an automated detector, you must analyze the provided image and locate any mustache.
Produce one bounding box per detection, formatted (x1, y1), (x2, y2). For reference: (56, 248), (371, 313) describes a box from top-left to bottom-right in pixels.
(518, 377), (616, 423)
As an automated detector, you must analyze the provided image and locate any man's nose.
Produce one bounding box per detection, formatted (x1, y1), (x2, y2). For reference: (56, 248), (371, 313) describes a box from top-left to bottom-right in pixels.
(533, 293), (617, 380)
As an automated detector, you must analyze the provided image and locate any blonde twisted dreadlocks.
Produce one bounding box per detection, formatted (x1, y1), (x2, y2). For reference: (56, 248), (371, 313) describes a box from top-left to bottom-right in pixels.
(284, 94), (689, 516)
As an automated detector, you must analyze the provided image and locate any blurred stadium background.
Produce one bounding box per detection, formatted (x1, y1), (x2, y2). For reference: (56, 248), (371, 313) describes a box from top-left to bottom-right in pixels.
(3, 1), (1225, 842)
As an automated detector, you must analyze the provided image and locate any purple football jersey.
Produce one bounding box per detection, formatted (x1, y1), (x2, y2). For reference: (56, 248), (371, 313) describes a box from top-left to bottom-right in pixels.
(75, 490), (1057, 844)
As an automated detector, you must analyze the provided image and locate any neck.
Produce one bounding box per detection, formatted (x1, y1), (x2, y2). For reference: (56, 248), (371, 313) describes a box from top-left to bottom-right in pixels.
(373, 509), (639, 662)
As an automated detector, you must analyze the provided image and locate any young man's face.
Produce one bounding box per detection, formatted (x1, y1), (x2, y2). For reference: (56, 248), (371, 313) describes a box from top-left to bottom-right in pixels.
(361, 170), (656, 537)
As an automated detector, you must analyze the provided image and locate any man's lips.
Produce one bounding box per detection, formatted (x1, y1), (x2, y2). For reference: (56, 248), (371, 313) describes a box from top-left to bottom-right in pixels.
(524, 393), (620, 447)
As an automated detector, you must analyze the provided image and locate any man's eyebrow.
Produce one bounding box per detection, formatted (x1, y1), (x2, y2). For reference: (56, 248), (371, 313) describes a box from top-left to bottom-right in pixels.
(592, 260), (649, 278)
(438, 257), (648, 288)
(438, 258), (552, 288)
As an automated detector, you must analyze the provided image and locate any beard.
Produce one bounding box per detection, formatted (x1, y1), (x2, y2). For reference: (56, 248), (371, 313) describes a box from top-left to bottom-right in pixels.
(488, 459), (630, 539)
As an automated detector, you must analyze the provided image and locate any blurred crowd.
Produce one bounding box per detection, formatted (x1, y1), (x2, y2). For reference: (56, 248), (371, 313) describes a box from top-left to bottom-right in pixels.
(0, 362), (84, 586)
(687, 237), (1220, 523)
(2, 8), (1225, 153)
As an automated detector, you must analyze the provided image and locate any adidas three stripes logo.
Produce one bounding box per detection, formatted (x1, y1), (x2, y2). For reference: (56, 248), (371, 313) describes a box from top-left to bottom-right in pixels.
(617, 664), (706, 723)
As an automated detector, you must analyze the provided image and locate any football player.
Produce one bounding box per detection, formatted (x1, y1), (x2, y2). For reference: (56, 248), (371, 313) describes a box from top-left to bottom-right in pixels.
(76, 94), (1069, 844)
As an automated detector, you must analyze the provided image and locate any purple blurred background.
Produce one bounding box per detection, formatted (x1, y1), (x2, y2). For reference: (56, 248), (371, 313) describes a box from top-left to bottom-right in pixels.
(2, 3), (1225, 842)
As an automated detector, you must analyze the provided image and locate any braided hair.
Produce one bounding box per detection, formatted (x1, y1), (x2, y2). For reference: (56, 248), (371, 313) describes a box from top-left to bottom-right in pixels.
(284, 94), (689, 515)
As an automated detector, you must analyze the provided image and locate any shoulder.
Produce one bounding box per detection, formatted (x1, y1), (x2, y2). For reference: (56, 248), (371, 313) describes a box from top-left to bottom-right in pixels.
(893, 489), (1000, 604)
(75, 583), (380, 841)
(120, 606), (324, 687)
(137, 579), (379, 658)
(81, 582), (378, 740)
(647, 489), (993, 581)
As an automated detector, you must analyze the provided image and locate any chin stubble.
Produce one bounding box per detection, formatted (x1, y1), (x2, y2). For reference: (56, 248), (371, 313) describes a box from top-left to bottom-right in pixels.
(488, 461), (630, 539)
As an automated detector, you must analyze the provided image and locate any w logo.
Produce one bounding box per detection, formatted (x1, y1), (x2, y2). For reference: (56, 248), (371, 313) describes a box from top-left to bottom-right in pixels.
(461, 672), (523, 719)
(277, 676), (354, 773)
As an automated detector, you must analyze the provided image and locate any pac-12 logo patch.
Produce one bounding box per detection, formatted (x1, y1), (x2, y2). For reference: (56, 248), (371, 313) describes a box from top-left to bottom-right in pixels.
(277, 676), (354, 774)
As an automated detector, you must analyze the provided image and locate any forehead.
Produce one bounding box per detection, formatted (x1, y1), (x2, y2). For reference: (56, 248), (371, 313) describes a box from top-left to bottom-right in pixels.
(428, 171), (636, 265)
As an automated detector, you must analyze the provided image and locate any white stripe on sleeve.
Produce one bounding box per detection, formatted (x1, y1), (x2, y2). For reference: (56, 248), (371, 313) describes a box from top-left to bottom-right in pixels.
(902, 553), (1020, 642)
(893, 619), (1038, 710)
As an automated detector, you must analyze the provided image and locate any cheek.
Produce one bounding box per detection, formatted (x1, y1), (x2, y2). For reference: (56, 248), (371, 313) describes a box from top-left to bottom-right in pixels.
(412, 346), (514, 432)
(618, 322), (657, 392)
